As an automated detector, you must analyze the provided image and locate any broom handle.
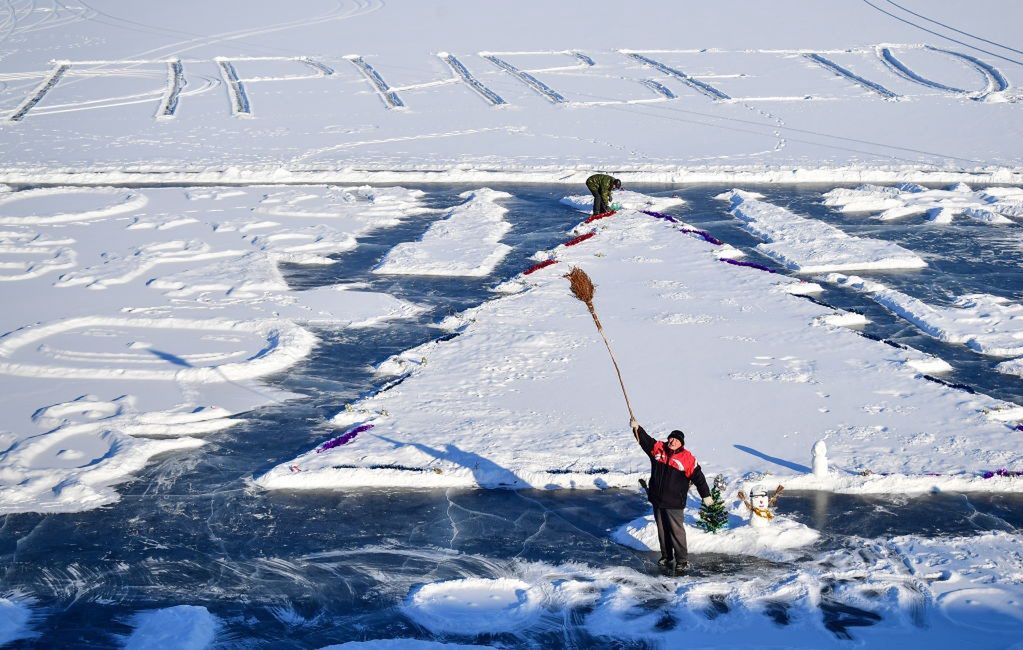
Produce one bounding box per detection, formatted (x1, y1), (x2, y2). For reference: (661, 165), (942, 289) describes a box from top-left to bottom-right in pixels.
(587, 305), (636, 420)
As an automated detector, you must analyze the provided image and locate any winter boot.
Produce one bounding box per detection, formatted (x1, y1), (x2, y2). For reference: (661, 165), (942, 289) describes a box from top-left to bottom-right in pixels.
(672, 560), (690, 576)
(657, 557), (673, 571)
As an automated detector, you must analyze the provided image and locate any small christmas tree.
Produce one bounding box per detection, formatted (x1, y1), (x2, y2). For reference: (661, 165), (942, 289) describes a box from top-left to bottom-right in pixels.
(697, 475), (729, 533)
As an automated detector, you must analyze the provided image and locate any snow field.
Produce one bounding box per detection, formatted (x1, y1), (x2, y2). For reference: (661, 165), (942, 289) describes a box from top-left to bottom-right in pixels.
(718, 189), (927, 273)
(2, 2), (1023, 179)
(0, 184), (432, 513)
(261, 196), (1022, 494)
(375, 189), (512, 277)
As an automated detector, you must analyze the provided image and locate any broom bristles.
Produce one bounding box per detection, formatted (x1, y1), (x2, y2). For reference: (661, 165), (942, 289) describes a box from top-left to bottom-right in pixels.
(565, 266), (595, 305)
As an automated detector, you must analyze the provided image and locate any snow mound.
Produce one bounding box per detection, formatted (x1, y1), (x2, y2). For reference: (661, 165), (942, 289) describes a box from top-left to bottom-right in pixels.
(560, 190), (685, 213)
(403, 578), (543, 635)
(613, 511), (820, 561)
(375, 189), (511, 277)
(0, 596), (34, 645)
(123, 605), (218, 650)
(717, 190), (926, 273)
(828, 273), (1023, 358)
(823, 183), (1023, 223)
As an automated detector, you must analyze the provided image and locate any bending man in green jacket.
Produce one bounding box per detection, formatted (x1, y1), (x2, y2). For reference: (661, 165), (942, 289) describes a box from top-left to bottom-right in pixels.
(585, 173), (622, 215)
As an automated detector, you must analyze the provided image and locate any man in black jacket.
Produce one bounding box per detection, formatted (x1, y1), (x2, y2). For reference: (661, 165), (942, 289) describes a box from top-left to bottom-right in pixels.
(631, 416), (712, 575)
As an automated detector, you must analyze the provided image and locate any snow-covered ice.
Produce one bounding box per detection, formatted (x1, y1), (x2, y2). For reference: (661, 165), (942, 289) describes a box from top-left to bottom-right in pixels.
(828, 273), (1023, 359)
(0, 184), (430, 513)
(823, 183), (1023, 223)
(375, 189), (511, 277)
(613, 503), (820, 562)
(559, 190), (685, 214)
(123, 605), (218, 650)
(404, 578), (543, 636)
(260, 198), (1022, 494)
(718, 190), (927, 273)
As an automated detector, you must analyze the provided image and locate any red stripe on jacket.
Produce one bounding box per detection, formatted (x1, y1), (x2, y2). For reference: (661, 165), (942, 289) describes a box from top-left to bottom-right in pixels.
(651, 441), (697, 478)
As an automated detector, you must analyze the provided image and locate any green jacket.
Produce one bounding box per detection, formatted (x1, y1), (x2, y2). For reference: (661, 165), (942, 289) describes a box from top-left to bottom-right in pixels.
(586, 173), (619, 202)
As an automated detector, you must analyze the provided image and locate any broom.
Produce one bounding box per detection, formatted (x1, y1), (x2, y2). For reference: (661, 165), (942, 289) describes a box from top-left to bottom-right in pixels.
(565, 266), (636, 420)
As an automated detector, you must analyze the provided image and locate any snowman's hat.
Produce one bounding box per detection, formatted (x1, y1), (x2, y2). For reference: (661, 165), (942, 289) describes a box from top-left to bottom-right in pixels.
(748, 484), (769, 498)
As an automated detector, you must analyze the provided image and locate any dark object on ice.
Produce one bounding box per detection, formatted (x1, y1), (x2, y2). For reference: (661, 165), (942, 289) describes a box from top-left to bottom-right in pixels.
(983, 468), (1023, 479)
(632, 421), (711, 567)
(673, 559), (690, 576)
(640, 209), (726, 246)
(523, 258), (558, 275)
(721, 258), (778, 273)
(317, 423), (374, 453)
(920, 373), (976, 394)
(562, 232), (595, 247)
(586, 173), (621, 215)
(638, 477), (649, 494)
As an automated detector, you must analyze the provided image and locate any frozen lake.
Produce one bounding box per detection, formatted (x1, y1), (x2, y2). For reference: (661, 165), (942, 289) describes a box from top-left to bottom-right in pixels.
(2, 184), (1023, 647)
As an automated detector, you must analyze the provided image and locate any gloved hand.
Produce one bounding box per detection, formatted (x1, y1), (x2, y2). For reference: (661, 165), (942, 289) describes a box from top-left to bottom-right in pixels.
(702, 496), (714, 507)
(630, 416), (639, 431)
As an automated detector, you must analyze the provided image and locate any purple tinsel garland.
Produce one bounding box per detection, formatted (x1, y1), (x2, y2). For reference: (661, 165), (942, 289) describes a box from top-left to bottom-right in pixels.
(640, 210), (725, 246)
(317, 423), (374, 453)
(982, 468), (1023, 479)
(721, 258), (778, 274)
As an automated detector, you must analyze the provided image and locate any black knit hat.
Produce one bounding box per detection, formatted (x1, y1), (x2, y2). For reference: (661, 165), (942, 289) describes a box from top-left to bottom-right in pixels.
(667, 430), (685, 446)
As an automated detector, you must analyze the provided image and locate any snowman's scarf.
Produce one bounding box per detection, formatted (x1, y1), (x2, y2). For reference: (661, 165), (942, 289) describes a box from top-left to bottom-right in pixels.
(750, 505), (775, 520)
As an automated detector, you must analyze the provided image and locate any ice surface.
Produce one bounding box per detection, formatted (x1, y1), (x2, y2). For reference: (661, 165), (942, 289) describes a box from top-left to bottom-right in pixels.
(824, 183), (1023, 223)
(261, 198), (1021, 494)
(375, 189), (511, 277)
(718, 190), (927, 272)
(0, 185), (429, 513)
(123, 605), (218, 650)
(386, 530), (1023, 648)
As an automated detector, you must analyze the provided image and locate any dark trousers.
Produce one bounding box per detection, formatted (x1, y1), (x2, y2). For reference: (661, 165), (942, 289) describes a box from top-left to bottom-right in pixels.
(653, 507), (688, 562)
(586, 181), (610, 215)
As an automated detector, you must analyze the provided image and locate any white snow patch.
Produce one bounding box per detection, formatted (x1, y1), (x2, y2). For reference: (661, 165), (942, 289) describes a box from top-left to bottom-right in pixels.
(0, 187), (147, 225)
(0, 185), (430, 514)
(718, 190), (927, 273)
(0, 596), (34, 646)
(613, 509), (820, 562)
(824, 183), (1023, 223)
(124, 605), (218, 650)
(403, 578), (543, 635)
(827, 273), (1023, 357)
(560, 190), (685, 214)
(375, 189), (511, 277)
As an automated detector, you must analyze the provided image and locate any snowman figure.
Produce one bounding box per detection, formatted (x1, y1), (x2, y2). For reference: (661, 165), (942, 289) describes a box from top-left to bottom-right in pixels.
(738, 483), (784, 529)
